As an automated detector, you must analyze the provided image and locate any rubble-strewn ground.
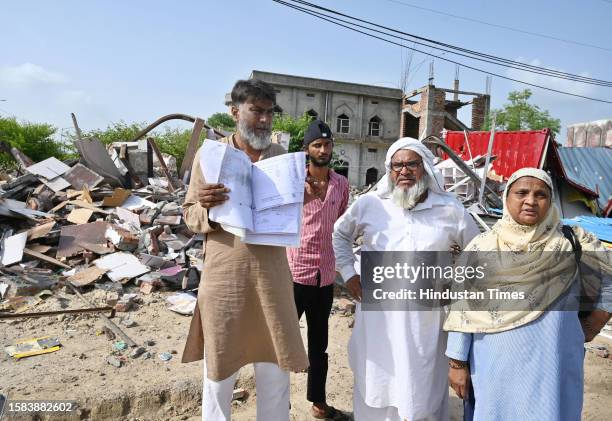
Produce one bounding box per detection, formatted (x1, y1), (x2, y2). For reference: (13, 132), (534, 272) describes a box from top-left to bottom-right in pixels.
(2, 290), (611, 421)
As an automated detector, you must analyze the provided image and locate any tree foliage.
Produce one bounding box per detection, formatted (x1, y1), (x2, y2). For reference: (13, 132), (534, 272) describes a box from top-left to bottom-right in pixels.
(0, 117), (66, 170)
(79, 120), (145, 146)
(207, 112), (235, 131)
(272, 113), (344, 170)
(483, 89), (561, 134)
(272, 112), (315, 152)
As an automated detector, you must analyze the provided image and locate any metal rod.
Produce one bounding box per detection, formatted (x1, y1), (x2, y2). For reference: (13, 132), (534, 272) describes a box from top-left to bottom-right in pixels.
(478, 113), (496, 208)
(129, 113), (224, 143)
(421, 136), (502, 209)
(66, 283), (137, 348)
(0, 306), (113, 320)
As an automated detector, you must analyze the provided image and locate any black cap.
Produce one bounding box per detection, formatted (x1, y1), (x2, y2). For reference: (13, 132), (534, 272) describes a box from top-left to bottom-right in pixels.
(303, 119), (333, 147)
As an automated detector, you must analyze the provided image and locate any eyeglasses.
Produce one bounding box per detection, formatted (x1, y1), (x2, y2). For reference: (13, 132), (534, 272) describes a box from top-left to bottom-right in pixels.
(390, 160), (423, 172)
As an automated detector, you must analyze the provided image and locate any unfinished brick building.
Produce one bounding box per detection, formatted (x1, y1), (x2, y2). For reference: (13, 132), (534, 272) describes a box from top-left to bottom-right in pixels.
(400, 83), (490, 139)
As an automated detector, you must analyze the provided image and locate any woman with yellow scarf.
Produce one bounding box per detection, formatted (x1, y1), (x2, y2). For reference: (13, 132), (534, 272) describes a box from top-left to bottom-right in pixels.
(444, 168), (612, 420)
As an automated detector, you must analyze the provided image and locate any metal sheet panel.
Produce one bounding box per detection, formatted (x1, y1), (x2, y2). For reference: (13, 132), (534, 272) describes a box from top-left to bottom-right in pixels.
(556, 147), (612, 212)
(444, 129), (550, 180)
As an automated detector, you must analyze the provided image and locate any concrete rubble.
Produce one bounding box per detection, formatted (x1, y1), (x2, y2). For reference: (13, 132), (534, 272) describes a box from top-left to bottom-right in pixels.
(0, 121), (208, 382)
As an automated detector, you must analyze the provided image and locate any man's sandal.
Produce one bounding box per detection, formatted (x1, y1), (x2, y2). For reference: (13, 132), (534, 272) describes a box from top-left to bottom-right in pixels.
(312, 405), (350, 420)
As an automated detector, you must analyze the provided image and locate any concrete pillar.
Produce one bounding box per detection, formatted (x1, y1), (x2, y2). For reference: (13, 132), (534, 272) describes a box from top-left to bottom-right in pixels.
(357, 95), (364, 138)
(292, 88), (298, 118)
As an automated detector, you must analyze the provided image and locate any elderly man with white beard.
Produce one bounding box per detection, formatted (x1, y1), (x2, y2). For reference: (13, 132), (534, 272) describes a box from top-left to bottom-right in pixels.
(181, 79), (308, 421)
(332, 137), (480, 421)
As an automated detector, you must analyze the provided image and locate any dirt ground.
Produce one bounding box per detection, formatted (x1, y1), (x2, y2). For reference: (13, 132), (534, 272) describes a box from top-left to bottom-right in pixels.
(1, 288), (611, 420)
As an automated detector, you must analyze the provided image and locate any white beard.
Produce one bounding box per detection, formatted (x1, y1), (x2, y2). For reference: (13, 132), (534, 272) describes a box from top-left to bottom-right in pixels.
(390, 175), (428, 209)
(238, 118), (271, 150)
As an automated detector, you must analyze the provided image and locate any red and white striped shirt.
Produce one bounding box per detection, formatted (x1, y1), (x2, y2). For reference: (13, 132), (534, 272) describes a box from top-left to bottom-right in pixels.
(287, 169), (349, 287)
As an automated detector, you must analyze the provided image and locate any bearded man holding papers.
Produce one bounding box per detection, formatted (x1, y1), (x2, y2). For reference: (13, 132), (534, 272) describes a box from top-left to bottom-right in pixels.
(181, 79), (307, 421)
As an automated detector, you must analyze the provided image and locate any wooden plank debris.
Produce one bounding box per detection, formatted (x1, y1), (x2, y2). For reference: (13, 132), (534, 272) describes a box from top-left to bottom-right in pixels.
(67, 200), (110, 215)
(147, 137), (176, 192)
(66, 208), (94, 224)
(28, 244), (51, 254)
(179, 117), (205, 179)
(23, 248), (71, 269)
(102, 188), (131, 207)
(27, 221), (56, 240)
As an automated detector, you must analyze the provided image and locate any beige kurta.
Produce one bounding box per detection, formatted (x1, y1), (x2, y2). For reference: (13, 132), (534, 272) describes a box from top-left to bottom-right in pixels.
(181, 135), (308, 381)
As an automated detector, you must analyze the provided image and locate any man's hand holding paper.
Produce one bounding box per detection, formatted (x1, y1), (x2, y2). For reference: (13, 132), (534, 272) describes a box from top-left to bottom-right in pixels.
(198, 183), (230, 209)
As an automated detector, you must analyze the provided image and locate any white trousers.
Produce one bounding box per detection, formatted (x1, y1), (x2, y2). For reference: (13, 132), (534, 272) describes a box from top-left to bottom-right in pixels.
(352, 387), (449, 421)
(202, 361), (290, 421)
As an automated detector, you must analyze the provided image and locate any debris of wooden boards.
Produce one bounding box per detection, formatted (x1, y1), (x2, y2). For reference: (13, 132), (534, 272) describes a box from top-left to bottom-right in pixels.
(0, 126), (204, 334)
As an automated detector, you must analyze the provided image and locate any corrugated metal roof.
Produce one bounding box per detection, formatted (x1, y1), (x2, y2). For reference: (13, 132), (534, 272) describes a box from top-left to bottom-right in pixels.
(562, 216), (612, 243)
(556, 147), (612, 212)
(444, 129), (551, 180)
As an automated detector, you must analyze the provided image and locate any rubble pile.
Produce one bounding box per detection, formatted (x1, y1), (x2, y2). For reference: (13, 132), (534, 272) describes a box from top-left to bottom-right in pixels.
(0, 134), (203, 363)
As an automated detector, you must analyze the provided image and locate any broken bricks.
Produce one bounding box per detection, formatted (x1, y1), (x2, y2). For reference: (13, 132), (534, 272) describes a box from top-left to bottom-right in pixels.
(1, 115), (210, 380)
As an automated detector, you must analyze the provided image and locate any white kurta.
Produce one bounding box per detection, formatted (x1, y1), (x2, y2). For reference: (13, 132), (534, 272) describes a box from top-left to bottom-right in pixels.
(333, 190), (480, 420)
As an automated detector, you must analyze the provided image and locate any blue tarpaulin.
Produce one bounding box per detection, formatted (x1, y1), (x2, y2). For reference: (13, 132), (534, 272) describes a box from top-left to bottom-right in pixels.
(562, 216), (612, 243)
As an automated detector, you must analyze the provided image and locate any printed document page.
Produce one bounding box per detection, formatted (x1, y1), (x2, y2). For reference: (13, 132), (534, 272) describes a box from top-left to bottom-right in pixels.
(252, 203), (301, 234)
(199, 141), (253, 232)
(251, 152), (306, 211)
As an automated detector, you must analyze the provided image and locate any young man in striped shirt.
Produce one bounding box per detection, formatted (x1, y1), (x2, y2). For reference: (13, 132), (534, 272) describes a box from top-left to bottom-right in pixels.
(287, 119), (350, 420)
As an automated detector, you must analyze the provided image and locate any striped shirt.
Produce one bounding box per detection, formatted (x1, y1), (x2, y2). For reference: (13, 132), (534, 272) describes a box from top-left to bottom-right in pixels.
(287, 169), (349, 287)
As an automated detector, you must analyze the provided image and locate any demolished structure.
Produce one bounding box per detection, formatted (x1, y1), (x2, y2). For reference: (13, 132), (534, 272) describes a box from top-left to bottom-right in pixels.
(0, 113), (225, 364)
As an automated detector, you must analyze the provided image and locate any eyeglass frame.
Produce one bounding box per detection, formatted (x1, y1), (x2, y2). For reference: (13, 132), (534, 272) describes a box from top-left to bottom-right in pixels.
(390, 159), (423, 172)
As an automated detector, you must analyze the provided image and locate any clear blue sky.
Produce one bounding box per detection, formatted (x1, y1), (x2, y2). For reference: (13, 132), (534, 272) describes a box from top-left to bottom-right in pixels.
(1, 0), (611, 142)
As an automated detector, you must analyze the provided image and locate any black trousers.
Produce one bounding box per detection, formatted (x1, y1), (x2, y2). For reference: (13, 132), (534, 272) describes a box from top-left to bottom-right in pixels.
(293, 274), (334, 403)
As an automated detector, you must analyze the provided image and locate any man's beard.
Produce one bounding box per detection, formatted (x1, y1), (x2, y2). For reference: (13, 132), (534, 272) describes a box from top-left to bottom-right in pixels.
(309, 154), (332, 167)
(238, 118), (271, 150)
(390, 175), (428, 209)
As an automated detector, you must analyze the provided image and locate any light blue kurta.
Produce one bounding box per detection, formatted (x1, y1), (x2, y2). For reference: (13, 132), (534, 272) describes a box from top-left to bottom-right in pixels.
(446, 277), (612, 421)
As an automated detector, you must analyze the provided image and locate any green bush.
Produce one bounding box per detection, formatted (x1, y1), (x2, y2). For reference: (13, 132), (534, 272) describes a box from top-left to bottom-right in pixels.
(78, 120), (147, 146)
(0, 117), (67, 170)
(207, 112), (235, 131)
(272, 112), (315, 152)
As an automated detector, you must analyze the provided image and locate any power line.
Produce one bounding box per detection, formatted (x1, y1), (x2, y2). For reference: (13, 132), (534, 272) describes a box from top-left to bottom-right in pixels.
(285, 1), (612, 87)
(272, 0), (612, 104)
(281, 0), (612, 87)
(383, 0), (612, 53)
(272, 0), (612, 103)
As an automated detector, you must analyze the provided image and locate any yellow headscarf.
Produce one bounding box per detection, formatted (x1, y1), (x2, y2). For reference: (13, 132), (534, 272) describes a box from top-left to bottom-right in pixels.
(444, 168), (611, 333)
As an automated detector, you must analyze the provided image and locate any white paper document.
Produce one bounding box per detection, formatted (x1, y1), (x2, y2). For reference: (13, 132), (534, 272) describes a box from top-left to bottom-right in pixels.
(199, 141), (305, 246)
(251, 153), (306, 210)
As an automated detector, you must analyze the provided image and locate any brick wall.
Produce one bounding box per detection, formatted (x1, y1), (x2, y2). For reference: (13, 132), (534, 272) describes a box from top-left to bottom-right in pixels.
(471, 95), (490, 130)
